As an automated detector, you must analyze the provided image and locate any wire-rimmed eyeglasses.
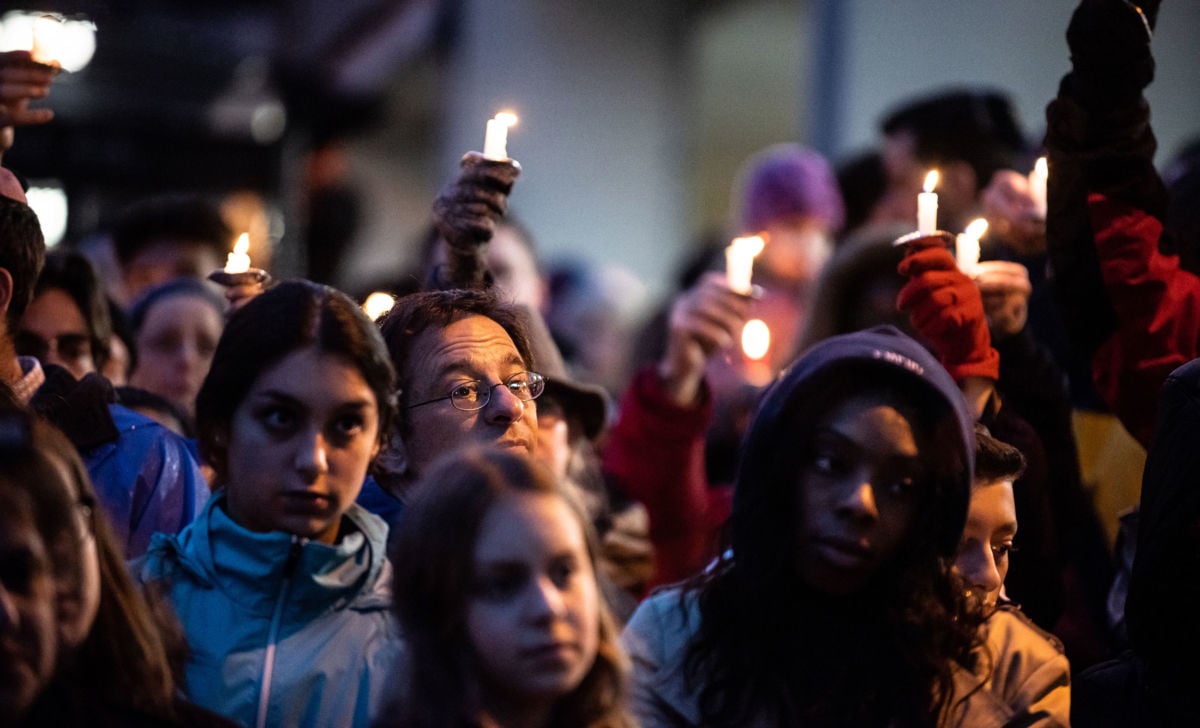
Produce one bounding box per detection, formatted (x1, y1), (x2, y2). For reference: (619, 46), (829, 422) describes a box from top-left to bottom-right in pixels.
(407, 371), (546, 412)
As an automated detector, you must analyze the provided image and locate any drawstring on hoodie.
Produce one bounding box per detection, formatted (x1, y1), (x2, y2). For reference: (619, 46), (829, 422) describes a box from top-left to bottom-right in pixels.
(255, 536), (306, 728)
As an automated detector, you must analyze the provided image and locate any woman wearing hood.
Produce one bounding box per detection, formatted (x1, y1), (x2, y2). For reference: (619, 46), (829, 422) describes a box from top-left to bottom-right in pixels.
(623, 325), (981, 726)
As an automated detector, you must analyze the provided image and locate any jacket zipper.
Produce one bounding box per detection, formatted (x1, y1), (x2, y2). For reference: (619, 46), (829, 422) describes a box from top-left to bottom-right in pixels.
(255, 536), (305, 728)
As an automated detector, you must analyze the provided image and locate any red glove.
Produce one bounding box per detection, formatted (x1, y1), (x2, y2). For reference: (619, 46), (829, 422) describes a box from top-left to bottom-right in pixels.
(896, 237), (1000, 382)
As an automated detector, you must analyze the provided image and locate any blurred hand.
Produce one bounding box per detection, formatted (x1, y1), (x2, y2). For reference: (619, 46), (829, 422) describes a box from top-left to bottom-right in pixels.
(974, 260), (1032, 339)
(432, 151), (521, 252)
(600, 502), (655, 592)
(982, 170), (1047, 257)
(223, 278), (270, 315)
(0, 51), (58, 155)
(659, 271), (753, 406)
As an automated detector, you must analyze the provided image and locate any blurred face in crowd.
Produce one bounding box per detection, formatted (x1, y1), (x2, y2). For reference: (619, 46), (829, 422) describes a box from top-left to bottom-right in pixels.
(467, 491), (599, 724)
(400, 315), (538, 481)
(955, 477), (1018, 611)
(0, 505), (58, 723)
(758, 214), (834, 287)
(793, 394), (923, 596)
(130, 291), (223, 417)
(487, 224), (546, 312)
(17, 288), (96, 380)
(223, 345), (380, 545)
(122, 240), (222, 303)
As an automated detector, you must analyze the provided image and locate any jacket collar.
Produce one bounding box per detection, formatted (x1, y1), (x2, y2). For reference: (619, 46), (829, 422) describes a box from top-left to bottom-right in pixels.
(165, 493), (391, 617)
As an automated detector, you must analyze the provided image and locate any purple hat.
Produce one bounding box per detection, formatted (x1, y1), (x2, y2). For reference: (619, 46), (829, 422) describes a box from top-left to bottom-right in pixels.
(736, 144), (845, 234)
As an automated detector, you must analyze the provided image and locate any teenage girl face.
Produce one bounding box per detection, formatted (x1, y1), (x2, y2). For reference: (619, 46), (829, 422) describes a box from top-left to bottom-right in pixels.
(466, 491), (600, 722)
(0, 506), (58, 723)
(223, 345), (381, 545)
(955, 478), (1017, 611)
(793, 393), (924, 596)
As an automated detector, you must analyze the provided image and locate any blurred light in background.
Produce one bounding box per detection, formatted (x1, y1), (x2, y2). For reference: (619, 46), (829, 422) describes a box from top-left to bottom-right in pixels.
(0, 11), (97, 72)
(362, 291), (396, 321)
(26, 182), (67, 247)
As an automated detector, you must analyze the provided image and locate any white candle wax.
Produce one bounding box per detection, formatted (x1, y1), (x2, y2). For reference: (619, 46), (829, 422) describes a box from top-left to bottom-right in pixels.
(725, 235), (764, 294)
(482, 112), (518, 160)
(917, 170), (939, 235)
(1029, 156), (1048, 220)
(955, 218), (988, 277)
(224, 233), (251, 274)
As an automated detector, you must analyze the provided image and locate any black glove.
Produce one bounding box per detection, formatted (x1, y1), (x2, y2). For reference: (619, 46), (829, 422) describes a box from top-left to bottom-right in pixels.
(430, 152), (520, 289)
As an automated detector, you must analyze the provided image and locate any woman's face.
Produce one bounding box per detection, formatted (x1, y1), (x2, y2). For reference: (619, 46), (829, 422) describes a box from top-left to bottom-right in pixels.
(955, 478), (1017, 611)
(793, 394), (924, 596)
(48, 459), (101, 649)
(223, 346), (380, 544)
(0, 507), (58, 723)
(130, 293), (223, 417)
(17, 288), (97, 380)
(466, 491), (600, 723)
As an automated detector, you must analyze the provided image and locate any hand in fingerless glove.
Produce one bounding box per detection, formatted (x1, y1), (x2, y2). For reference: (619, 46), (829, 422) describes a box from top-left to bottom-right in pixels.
(1065, 0), (1160, 107)
(896, 237), (1000, 381)
(430, 152), (521, 289)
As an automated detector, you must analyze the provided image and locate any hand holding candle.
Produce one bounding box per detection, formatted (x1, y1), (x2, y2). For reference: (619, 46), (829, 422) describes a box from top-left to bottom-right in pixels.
(482, 111), (518, 161)
(725, 235), (765, 295)
(917, 170), (939, 235)
(208, 232), (270, 290)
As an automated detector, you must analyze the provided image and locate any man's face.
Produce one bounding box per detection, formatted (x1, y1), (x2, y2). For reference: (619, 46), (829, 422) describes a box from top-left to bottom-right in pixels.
(399, 314), (538, 480)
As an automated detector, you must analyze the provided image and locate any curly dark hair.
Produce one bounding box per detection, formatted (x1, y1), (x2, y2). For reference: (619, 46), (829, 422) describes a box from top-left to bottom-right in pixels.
(682, 363), (983, 726)
(386, 447), (635, 728)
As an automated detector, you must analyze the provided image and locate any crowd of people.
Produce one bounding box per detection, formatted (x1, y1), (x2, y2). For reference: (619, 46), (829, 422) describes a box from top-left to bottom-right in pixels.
(2, 0), (1197, 725)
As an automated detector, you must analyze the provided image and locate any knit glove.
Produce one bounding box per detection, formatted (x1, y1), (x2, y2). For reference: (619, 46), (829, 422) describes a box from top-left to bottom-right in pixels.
(431, 151), (521, 289)
(897, 237), (1000, 381)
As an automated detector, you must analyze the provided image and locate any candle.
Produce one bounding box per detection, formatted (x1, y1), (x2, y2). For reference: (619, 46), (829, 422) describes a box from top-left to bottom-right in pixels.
(741, 319), (771, 361)
(1028, 156), (1048, 220)
(482, 111), (518, 160)
(725, 235), (765, 294)
(918, 170), (939, 235)
(224, 233), (251, 274)
(956, 218), (989, 277)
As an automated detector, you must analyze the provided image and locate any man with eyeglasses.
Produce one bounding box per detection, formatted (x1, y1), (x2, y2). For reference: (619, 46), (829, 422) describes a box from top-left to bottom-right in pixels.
(369, 288), (540, 506)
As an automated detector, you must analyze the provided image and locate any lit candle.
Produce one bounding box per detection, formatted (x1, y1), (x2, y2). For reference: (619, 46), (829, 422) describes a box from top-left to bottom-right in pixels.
(725, 235), (765, 295)
(224, 233), (251, 274)
(362, 292), (396, 321)
(30, 15), (61, 66)
(1028, 156), (1048, 220)
(918, 170), (939, 235)
(956, 218), (989, 277)
(741, 319), (770, 361)
(482, 111), (518, 160)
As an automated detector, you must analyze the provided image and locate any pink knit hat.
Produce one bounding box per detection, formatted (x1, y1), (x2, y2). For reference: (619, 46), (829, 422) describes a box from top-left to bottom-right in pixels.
(736, 144), (844, 234)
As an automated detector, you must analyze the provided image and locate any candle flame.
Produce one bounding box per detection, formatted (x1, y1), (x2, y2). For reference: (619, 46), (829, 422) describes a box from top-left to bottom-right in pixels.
(923, 170), (939, 193)
(1034, 157), (1048, 177)
(362, 292), (396, 322)
(233, 232), (249, 255)
(742, 319), (771, 361)
(731, 235), (765, 257)
(964, 218), (989, 239)
(494, 111), (518, 128)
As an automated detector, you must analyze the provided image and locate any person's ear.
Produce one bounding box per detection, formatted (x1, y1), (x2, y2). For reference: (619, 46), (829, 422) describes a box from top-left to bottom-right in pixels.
(372, 428), (412, 495)
(0, 267), (13, 321)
